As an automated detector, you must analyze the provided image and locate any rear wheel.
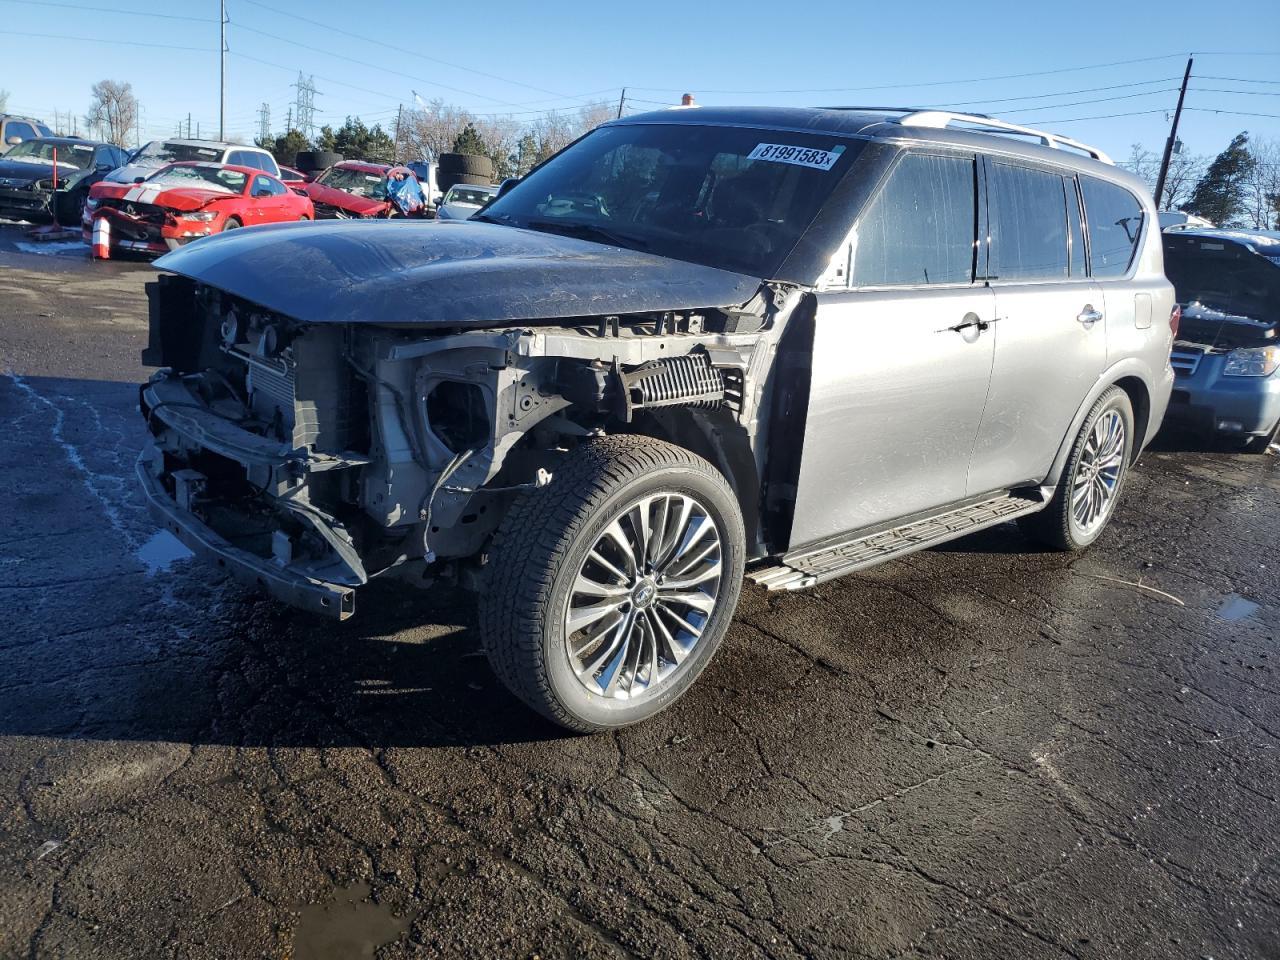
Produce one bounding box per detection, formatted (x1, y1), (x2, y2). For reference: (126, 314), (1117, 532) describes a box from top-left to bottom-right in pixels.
(1020, 386), (1134, 551)
(480, 436), (746, 732)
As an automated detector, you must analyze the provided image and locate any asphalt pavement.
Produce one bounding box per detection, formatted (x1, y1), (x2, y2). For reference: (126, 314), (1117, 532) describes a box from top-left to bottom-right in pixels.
(1, 222), (1278, 959)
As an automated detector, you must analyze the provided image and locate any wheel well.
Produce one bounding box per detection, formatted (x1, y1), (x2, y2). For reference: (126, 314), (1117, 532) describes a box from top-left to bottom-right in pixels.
(1114, 376), (1151, 461)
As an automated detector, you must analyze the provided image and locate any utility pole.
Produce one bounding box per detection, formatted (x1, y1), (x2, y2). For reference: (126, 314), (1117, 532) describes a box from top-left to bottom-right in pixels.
(616, 87), (626, 119)
(1154, 56), (1193, 211)
(219, 0), (227, 141)
(187, 113), (192, 138)
(258, 102), (271, 144)
(394, 103), (403, 162)
(286, 106), (293, 132)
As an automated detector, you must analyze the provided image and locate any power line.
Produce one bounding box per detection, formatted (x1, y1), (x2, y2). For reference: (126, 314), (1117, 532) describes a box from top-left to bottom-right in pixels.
(0, 0), (215, 20)
(231, 22), (528, 106)
(0, 28), (209, 52)
(1196, 75), (1280, 85)
(996, 89), (1180, 115)
(235, 0), (580, 103)
(1190, 87), (1280, 97)
(1021, 109), (1170, 124)
(929, 77), (1181, 108)
(1185, 106), (1280, 120)
(627, 53), (1192, 96)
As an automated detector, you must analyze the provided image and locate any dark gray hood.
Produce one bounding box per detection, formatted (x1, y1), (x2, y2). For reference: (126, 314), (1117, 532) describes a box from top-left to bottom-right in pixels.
(153, 219), (762, 325)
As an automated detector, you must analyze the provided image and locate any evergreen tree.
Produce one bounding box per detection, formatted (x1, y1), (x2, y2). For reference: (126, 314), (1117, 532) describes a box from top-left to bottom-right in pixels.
(257, 128), (311, 167)
(315, 118), (396, 162)
(451, 123), (488, 156)
(1183, 132), (1256, 226)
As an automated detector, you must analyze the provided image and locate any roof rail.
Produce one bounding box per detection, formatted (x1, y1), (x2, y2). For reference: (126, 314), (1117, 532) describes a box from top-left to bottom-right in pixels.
(896, 110), (1113, 164)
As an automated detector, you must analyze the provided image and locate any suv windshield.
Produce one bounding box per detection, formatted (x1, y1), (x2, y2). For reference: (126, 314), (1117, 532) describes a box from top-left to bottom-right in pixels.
(318, 166), (387, 200)
(477, 123), (862, 277)
(147, 164), (246, 194)
(137, 141), (223, 165)
(4, 140), (94, 169)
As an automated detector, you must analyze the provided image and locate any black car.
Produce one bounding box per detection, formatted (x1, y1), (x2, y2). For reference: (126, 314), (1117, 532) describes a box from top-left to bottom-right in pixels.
(0, 137), (129, 225)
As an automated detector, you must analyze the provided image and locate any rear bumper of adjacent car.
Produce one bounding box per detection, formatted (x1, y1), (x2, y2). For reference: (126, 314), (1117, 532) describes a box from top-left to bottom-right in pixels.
(1165, 351), (1280, 439)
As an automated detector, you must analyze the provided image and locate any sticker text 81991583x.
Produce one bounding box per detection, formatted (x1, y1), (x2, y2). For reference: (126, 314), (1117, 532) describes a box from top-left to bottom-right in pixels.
(746, 143), (844, 171)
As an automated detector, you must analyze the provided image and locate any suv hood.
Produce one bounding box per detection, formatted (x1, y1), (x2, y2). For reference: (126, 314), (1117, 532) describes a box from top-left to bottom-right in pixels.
(153, 219), (763, 326)
(105, 160), (169, 184)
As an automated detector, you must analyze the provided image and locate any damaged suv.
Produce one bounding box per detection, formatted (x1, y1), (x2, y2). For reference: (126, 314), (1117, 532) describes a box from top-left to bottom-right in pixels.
(137, 107), (1174, 731)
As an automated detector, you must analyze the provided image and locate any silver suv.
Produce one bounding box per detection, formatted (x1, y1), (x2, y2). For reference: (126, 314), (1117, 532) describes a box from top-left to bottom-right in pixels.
(136, 107), (1175, 731)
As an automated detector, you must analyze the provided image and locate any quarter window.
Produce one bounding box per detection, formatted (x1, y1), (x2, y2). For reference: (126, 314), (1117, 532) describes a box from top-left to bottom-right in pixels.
(988, 162), (1069, 281)
(850, 153), (976, 287)
(1081, 176), (1145, 278)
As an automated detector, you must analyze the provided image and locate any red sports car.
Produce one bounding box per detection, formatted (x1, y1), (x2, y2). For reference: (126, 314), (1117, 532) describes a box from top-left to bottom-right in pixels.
(299, 160), (427, 219)
(83, 161), (314, 258)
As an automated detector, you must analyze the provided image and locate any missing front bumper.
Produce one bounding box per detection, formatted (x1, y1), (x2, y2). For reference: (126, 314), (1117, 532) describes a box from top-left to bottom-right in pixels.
(136, 447), (357, 620)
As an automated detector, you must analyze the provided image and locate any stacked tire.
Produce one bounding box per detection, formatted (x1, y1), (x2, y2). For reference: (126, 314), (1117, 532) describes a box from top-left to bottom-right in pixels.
(437, 152), (494, 193)
(294, 150), (342, 174)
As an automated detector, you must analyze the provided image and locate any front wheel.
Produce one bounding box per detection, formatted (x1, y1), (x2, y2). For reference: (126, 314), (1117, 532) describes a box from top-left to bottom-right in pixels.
(480, 436), (746, 732)
(221, 217), (242, 232)
(1020, 386), (1134, 551)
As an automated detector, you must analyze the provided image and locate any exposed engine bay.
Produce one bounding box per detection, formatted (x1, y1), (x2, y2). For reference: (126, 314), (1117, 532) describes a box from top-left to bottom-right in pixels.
(138, 274), (810, 617)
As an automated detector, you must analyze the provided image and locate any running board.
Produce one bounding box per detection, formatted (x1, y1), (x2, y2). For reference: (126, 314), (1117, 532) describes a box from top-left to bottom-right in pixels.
(749, 492), (1045, 591)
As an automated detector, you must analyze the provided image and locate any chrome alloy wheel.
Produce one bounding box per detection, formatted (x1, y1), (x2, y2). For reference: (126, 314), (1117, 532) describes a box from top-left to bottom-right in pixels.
(1071, 409), (1127, 537)
(564, 492), (723, 700)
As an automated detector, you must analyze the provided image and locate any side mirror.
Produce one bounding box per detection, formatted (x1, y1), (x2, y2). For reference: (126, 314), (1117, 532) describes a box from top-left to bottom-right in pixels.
(133, 176), (146, 184)
(5, 136), (21, 146)
(497, 177), (519, 199)
(252, 186), (272, 198)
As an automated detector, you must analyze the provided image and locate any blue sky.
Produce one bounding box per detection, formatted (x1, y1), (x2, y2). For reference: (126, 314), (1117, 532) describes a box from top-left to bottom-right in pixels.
(3, 0), (1279, 163)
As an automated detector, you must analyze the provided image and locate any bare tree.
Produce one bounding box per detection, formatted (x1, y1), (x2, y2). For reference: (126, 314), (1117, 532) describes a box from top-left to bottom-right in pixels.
(1124, 142), (1206, 211)
(85, 80), (138, 147)
(1242, 137), (1280, 229)
(405, 98), (471, 162)
(0, 90), (9, 114)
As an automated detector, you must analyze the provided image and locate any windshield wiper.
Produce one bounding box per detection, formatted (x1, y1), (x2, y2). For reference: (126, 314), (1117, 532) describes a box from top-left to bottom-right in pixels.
(520, 219), (648, 251)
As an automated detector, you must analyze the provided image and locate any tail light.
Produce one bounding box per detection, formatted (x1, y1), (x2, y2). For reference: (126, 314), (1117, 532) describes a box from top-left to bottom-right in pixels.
(1169, 304), (1181, 339)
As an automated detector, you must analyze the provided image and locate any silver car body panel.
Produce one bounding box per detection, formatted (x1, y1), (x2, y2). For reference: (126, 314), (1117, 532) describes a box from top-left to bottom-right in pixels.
(789, 285), (997, 545)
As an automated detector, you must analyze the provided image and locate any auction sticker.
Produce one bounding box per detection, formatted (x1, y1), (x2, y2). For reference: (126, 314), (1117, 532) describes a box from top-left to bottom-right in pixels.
(747, 143), (844, 170)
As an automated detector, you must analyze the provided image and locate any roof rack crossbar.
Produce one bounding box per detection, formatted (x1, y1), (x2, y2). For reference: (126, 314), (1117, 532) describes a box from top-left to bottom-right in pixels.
(896, 110), (1113, 164)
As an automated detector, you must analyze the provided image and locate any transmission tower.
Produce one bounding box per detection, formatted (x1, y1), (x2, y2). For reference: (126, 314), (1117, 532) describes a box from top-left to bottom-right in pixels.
(258, 102), (271, 144)
(292, 73), (318, 139)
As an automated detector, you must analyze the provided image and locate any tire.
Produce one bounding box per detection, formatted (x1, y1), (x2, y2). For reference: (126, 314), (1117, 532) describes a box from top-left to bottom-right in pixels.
(221, 217), (242, 232)
(438, 152), (494, 178)
(480, 436), (746, 732)
(295, 150), (342, 173)
(1019, 386), (1135, 551)
(453, 172), (493, 186)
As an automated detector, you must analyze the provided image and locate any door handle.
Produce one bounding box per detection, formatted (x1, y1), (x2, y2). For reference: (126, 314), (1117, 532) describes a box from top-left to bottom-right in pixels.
(1077, 305), (1104, 327)
(941, 312), (995, 334)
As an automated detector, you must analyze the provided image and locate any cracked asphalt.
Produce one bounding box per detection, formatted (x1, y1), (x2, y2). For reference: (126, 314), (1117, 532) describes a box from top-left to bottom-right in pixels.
(1, 225), (1279, 959)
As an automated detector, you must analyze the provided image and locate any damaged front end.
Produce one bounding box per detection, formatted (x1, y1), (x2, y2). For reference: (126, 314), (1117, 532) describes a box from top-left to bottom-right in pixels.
(138, 270), (801, 619)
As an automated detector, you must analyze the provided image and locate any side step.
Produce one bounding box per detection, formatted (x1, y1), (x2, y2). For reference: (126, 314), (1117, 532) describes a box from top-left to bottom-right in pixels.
(749, 492), (1045, 591)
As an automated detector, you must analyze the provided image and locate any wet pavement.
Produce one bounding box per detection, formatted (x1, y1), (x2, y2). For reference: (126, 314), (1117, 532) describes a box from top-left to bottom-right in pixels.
(2, 222), (1279, 959)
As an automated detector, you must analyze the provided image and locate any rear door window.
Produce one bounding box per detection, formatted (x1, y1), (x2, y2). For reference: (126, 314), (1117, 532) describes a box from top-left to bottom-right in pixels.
(1081, 176), (1145, 278)
(850, 152), (977, 287)
(987, 161), (1069, 282)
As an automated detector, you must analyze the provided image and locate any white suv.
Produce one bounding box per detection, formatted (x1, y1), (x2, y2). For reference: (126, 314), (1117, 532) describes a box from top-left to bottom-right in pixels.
(106, 139), (280, 183)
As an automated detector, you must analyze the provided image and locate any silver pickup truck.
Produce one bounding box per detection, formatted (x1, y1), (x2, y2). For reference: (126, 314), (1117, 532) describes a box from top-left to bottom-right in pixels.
(136, 107), (1174, 731)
